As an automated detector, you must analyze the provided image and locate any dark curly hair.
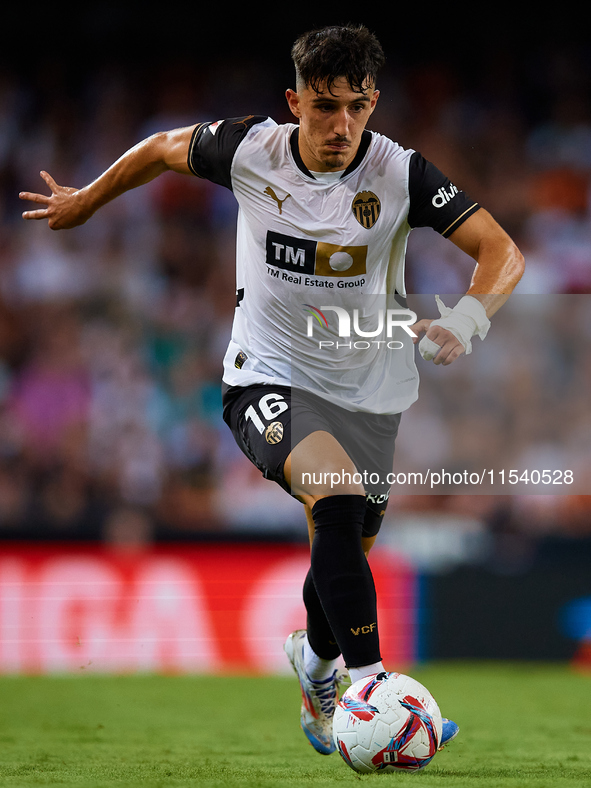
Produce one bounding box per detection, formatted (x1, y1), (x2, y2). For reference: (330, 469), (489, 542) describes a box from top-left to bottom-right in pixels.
(291, 24), (385, 95)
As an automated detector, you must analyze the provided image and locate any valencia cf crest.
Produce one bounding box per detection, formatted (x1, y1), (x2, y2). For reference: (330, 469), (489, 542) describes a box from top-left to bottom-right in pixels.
(352, 191), (381, 229)
(265, 421), (284, 444)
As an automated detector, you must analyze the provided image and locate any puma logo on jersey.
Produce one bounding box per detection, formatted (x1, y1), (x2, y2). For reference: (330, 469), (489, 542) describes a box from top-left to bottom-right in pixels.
(233, 115), (256, 128)
(264, 186), (291, 214)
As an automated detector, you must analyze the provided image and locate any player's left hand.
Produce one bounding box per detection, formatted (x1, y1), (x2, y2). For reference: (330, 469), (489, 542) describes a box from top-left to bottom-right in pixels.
(411, 318), (466, 366)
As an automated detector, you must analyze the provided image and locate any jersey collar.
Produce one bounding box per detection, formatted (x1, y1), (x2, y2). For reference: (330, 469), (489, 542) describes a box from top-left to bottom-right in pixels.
(290, 128), (372, 180)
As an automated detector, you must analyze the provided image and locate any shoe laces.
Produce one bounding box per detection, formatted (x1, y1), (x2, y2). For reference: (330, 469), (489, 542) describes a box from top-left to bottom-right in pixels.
(310, 670), (349, 716)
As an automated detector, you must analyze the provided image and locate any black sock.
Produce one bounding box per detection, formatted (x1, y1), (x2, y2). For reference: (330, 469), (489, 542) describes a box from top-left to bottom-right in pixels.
(303, 569), (341, 660)
(310, 494), (381, 669)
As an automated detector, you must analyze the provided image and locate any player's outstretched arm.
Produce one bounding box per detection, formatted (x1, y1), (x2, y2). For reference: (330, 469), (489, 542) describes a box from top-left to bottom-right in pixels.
(19, 125), (197, 230)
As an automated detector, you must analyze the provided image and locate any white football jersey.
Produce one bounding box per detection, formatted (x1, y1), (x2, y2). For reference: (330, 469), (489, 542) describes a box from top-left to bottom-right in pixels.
(188, 116), (479, 414)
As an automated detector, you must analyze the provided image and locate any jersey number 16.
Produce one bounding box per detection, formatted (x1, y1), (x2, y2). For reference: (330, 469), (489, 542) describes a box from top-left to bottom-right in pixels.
(244, 393), (288, 433)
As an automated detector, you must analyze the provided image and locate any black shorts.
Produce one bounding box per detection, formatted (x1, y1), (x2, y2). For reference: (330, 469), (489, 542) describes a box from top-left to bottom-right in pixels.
(222, 383), (401, 537)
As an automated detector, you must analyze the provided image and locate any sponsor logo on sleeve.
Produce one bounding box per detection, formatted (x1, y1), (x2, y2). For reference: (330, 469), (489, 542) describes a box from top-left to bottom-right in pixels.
(431, 183), (459, 207)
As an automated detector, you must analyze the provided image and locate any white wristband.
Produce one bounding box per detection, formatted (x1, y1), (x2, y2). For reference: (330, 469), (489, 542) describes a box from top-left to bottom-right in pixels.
(418, 295), (490, 360)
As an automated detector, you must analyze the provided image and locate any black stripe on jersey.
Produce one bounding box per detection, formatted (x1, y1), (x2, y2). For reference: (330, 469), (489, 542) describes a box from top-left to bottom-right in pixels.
(407, 151), (480, 237)
(289, 128), (372, 179)
(187, 115), (268, 190)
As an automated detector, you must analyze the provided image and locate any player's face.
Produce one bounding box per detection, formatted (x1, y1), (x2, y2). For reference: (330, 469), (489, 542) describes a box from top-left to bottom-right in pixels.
(286, 77), (380, 172)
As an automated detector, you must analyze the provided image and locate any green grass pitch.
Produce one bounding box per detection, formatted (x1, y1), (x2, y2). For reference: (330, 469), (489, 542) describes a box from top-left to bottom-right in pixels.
(0, 663), (590, 787)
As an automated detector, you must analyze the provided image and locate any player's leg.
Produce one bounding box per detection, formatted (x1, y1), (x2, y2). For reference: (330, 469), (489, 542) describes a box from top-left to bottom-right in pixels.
(300, 503), (378, 682)
(284, 431), (385, 681)
(284, 417), (459, 751)
(283, 430), (386, 753)
(295, 477), (459, 751)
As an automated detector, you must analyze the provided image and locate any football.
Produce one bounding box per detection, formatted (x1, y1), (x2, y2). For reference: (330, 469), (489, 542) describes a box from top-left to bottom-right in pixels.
(333, 671), (442, 773)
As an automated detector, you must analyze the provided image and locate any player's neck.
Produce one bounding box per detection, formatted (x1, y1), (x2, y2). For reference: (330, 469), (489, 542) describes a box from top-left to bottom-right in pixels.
(298, 141), (354, 174)
(291, 128), (371, 179)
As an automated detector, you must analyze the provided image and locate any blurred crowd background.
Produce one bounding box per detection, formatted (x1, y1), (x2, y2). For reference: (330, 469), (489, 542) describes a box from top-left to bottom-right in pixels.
(0, 11), (589, 570)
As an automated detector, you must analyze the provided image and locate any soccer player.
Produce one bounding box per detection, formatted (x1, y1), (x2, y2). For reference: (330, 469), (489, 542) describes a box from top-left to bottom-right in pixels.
(20, 24), (524, 756)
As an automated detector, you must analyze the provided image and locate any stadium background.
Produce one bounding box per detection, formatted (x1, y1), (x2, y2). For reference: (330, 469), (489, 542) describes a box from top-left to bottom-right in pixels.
(0, 6), (590, 674)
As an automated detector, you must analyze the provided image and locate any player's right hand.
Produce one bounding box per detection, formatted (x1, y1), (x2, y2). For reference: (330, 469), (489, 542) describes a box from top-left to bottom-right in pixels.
(19, 171), (90, 230)
(411, 318), (466, 366)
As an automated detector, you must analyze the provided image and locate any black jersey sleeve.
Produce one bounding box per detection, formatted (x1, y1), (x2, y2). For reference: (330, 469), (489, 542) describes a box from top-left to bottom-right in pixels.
(407, 151), (480, 238)
(187, 115), (268, 190)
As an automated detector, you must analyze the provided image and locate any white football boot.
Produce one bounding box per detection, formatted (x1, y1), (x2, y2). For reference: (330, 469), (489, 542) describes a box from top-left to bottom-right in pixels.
(284, 630), (347, 755)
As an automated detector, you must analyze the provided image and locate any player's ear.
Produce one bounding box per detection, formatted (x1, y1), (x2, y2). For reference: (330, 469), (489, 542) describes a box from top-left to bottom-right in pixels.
(285, 89), (302, 119)
(369, 89), (380, 115)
